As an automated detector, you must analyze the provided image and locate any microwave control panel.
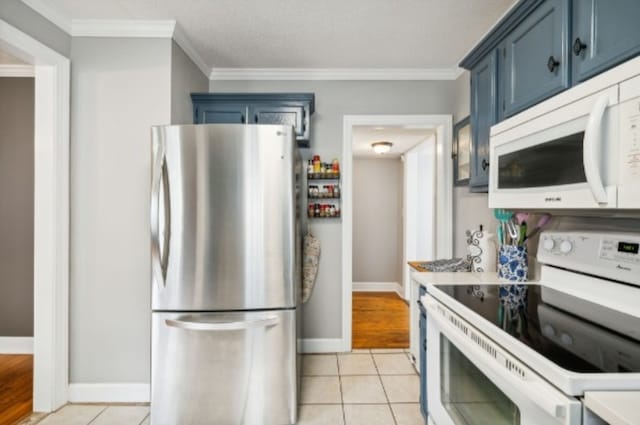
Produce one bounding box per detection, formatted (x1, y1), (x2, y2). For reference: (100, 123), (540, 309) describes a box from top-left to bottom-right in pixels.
(619, 74), (640, 208)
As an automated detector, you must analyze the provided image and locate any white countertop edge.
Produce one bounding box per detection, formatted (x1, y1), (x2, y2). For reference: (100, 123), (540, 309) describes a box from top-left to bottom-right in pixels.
(410, 271), (540, 287)
(584, 391), (640, 425)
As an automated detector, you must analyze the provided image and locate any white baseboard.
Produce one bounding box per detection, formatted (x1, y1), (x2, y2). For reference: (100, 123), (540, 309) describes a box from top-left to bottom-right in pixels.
(300, 338), (345, 353)
(0, 337), (34, 354)
(68, 383), (150, 403)
(353, 282), (404, 299)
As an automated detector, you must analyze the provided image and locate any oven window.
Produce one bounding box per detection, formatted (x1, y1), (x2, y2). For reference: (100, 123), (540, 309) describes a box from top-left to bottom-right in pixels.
(498, 132), (586, 189)
(441, 335), (520, 424)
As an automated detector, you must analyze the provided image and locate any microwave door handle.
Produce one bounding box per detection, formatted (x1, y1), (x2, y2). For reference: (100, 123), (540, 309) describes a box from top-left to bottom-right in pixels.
(583, 94), (610, 204)
(424, 299), (576, 422)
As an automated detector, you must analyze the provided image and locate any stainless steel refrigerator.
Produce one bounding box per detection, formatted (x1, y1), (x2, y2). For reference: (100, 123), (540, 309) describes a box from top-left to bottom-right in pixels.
(150, 124), (302, 425)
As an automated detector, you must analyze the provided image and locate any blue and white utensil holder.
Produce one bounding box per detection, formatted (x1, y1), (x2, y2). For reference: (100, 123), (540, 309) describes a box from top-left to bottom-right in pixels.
(498, 245), (528, 282)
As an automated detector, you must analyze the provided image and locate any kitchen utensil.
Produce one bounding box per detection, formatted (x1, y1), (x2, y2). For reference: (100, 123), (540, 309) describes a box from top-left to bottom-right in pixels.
(493, 209), (513, 245)
(525, 213), (552, 242)
(514, 212), (530, 225)
(507, 220), (520, 246)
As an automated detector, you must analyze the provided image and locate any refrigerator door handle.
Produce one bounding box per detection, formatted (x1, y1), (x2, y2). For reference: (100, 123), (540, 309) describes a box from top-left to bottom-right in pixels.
(165, 315), (280, 331)
(151, 144), (170, 287)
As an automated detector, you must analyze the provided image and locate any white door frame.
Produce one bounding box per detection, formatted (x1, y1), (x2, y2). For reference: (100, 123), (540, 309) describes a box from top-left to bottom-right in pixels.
(342, 115), (453, 352)
(0, 20), (70, 412)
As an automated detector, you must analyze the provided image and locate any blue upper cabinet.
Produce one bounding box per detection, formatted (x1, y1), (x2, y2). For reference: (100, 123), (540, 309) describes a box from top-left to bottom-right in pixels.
(501, 0), (570, 118)
(191, 93), (315, 147)
(470, 51), (498, 192)
(572, 0), (640, 83)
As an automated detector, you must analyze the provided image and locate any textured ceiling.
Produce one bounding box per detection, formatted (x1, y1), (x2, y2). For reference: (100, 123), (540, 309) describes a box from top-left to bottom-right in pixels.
(43, 0), (515, 69)
(353, 126), (434, 158)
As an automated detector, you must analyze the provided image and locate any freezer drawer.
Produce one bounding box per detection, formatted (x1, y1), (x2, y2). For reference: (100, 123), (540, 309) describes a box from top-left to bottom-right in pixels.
(151, 310), (297, 425)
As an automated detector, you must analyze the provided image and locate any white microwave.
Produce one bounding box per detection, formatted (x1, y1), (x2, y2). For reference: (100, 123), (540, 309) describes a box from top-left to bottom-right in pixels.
(489, 57), (640, 210)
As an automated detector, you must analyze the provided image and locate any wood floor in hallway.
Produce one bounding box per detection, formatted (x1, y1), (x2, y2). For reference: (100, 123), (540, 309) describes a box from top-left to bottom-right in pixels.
(352, 292), (409, 349)
(0, 355), (32, 425)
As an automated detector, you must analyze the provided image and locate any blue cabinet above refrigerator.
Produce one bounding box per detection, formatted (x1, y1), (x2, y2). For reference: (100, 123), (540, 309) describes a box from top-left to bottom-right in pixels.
(191, 93), (315, 147)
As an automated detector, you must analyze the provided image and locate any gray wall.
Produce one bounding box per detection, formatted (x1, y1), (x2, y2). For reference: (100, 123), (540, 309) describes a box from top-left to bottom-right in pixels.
(0, 0), (71, 57)
(170, 41), (208, 124)
(210, 79), (457, 339)
(69, 38), (172, 383)
(451, 71), (495, 257)
(0, 77), (34, 337)
(352, 158), (403, 284)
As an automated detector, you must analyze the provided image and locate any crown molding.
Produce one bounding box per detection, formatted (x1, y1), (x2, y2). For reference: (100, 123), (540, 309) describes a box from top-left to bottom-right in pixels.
(172, 24), (210, 78)
(21, 0), (72, 33)
(0, 64), (35, 77)
(209, 67), (465, 81)
(71, 19), (176, 38)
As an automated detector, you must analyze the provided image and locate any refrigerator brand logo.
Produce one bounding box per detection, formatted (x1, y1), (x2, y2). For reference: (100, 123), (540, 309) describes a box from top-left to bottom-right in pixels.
(616, 264), (632, 271)
(544, 196), (562, 202)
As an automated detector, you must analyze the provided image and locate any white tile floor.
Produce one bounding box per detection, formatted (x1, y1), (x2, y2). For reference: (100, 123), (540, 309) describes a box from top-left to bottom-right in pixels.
(20, 351), (423, 425)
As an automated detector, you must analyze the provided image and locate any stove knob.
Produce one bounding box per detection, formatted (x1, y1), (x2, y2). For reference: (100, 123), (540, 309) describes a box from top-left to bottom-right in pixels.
(543, 239), (555, 252)
(560, 240), (573, 254)
(560, 333), (573, 346)
(543, 324), (556, 338)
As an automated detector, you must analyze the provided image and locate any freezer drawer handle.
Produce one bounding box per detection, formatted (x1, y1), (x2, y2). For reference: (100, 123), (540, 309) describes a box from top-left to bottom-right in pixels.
(165, 315), (279, 331)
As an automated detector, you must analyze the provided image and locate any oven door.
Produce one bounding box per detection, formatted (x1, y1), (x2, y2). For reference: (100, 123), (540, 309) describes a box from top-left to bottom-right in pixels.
(424, 295), (581, 425)
(489, 86), (619, 209)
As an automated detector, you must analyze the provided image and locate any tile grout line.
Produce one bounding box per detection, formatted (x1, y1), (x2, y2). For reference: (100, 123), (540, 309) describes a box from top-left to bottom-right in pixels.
(371, 352), (399, 425)
(84, 406), (108, 425)
(336, 353), (347, 425)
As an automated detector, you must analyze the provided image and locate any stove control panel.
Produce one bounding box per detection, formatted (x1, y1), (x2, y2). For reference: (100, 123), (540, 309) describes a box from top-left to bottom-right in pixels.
(538, 231), (640, 286)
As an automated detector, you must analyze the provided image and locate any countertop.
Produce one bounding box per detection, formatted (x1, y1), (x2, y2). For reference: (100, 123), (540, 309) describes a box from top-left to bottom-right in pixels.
(411, 271), (504, 287)
(407, 261), (430, 272)
(584, 392), (640, 425)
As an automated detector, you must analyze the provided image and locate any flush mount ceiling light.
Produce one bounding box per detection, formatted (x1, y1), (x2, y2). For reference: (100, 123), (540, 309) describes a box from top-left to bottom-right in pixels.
(371, 141), (393, 154)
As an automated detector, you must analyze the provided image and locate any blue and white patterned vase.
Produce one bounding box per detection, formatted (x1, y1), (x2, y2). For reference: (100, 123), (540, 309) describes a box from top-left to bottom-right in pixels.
(498, 245), (528, 309)
(498, 245), (528, 282)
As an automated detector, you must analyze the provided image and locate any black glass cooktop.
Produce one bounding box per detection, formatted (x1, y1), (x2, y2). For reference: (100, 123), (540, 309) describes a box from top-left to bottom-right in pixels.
(433, 284), (640, 374)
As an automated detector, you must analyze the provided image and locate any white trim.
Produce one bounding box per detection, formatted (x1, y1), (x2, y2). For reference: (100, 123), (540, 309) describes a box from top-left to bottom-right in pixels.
(20, 0), (72, 34)
(210, 67), (465, 81)
(342, 115), (453, 354)
(300, 338), (346, 354)
(352, 281), (403, 297)
(71, 19), (176, 38)
(172, 24), (210, 78)
(68, 384), (150, 403)
(0, 64), (34, 77)
(0, 337), (34, 354)
(0, 19), (70, 413)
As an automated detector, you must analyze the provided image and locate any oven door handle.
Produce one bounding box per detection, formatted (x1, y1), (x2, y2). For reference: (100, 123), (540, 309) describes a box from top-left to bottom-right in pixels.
(583, 94), (610, 205)
(424, 298), (579, 423)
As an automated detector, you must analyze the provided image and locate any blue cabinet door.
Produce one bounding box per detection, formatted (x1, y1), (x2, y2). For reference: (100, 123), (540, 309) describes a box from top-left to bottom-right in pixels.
(250, 105), (308, 143)
(470, 51), (498, 192)
(501, 0), (570, 118)
(572, 0), (640, 83)
(194, 103), (247, 124)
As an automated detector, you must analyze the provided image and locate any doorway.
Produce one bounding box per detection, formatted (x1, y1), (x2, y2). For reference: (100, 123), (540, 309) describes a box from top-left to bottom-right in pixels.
(0, 19), (70, 414)
(0, 57), (35, 424)
(342, 115), (453, 352)
(351, 126), (435, 349)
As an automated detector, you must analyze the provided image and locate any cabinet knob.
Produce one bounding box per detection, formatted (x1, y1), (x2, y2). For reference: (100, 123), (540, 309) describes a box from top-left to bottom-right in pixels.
(547, 56), (560, 73)
(573, 38), (587, 56)
(254, 114), (259, 123)
(481, 159), (490, 171)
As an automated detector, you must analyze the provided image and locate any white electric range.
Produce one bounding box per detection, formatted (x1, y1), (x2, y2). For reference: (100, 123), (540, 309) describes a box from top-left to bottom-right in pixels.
(422, 231), (640, 425)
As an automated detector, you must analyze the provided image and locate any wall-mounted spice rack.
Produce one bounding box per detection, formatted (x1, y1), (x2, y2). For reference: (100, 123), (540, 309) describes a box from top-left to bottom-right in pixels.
(307, 155), (341, 219)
